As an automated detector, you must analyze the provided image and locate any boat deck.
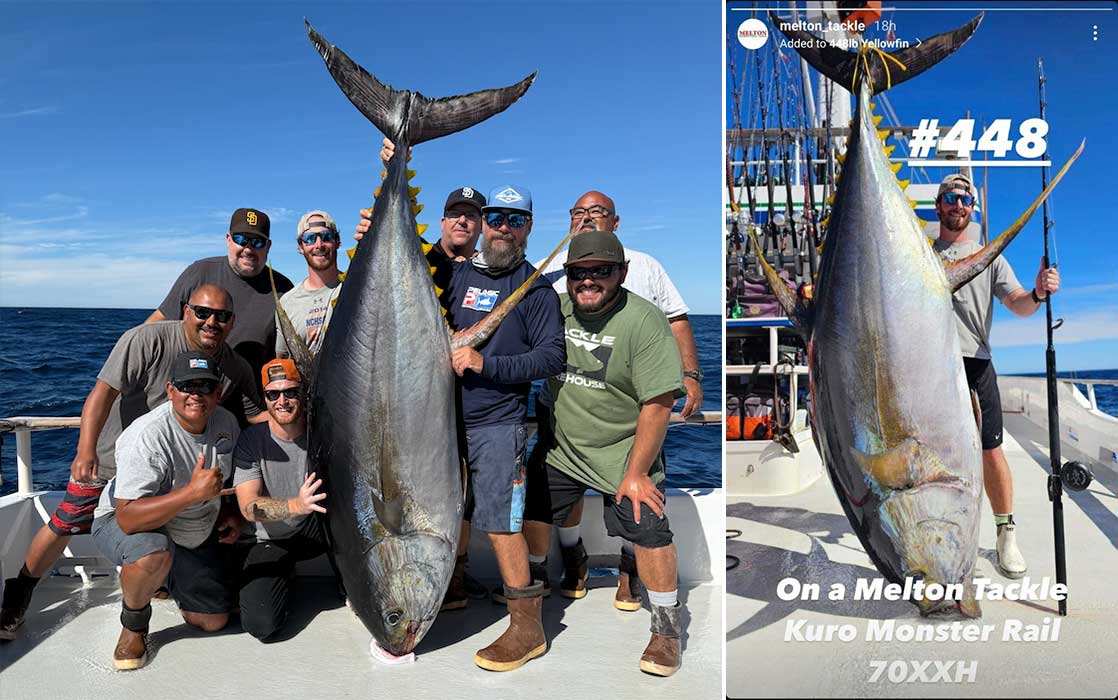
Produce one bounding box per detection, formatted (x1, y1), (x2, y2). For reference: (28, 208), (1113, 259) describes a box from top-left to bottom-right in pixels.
(0, 490), (722, 699)
(726, 414), (1118, 698)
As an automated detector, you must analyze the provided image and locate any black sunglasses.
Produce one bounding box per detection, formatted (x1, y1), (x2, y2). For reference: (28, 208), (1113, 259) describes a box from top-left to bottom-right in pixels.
(187, 304), (233, 324)
(173, 380), (218, 396)
(485, 212), (531, 229)
(567, 264), (621, 281)
(299, 230), (340, 246)
(264, 388), (302, 401)
(231, 233), (268, 249)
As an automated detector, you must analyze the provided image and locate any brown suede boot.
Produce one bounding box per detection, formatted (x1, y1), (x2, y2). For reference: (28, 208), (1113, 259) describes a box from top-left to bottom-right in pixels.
(615, 549), (643, 611)
(491, 561), (550, 604)
(474, 581), (547, 671)
(639, 602), (682, 677)
(113, 628), (149, 670)
(560, 540), (588, 599)
(441, 555), (468, 611)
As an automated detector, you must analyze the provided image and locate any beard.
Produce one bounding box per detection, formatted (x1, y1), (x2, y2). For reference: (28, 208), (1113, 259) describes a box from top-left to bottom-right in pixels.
(572, 281), (622, 315)
(303, 247), (336, 272)
(937, 208), (970, 233)
(481, 233), (526, 272)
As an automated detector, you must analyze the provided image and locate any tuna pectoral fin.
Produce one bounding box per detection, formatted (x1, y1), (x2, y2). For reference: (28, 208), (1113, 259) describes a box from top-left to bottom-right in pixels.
(852, 439), (922, 490)
(270, 264), (316, 386)
(747, 228), (812, 337)
(306, 21), (535, 145)
(370, 489), (405, 535)
(449, 223), (579, 351)
(770, 12), (981, 95)
(946, 141), (1085, 292)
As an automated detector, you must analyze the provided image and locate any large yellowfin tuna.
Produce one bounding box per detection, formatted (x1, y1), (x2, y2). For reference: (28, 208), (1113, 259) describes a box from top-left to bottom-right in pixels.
(758, 13), (1083, 616)
(295, 22), (537, 656)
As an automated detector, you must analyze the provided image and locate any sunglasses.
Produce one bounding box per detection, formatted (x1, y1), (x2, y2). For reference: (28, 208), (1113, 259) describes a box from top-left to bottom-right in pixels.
(187, 304), (233, 324)
(444, 209), (481, 221)
(485, 212), (531, 229)
(941, 192), (976, 207)
(566, 264), (621, 281)
(569, 205), (613, 219)
(231, 233), (268, 249)
(264, 388), (302, 401)
(174, 380), (218, 396)
(299, 229), (340, 246)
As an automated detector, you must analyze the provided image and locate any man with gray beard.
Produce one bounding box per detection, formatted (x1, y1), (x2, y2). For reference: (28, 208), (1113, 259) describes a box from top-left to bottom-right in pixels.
(444, 184), (566, 671)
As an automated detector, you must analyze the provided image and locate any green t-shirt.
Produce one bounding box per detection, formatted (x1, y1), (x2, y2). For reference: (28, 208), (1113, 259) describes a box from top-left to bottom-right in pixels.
(545, 290), (685, 495)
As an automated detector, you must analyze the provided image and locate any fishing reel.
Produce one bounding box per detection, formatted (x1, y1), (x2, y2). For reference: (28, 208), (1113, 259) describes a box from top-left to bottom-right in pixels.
(1048, 460), (1093, 500)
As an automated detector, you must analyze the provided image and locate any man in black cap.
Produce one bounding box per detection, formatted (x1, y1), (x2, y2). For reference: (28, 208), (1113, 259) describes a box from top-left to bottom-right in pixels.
(524, 230), (686, 677)
(147, 208), (295, 383)
(91, 350), (244, 670)
(0, 284), (261, 641)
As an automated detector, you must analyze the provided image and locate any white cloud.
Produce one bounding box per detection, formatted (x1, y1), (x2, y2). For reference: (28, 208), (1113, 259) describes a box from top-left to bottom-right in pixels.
(0, 106), (58, 119)
(0, 207), (89, 227)
(490, 158), (520, 165)
(992, 306), (1118, 347)
(0, 253), (188, 308)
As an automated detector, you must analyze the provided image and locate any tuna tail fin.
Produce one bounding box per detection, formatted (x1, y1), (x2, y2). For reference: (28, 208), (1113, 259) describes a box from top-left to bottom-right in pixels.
(746, 228), (813, 337)
(270, 264), (316, 387)
(769, 12), (982, 95)
(306, 20), (535, 145)
(945, 140), (1085, 292)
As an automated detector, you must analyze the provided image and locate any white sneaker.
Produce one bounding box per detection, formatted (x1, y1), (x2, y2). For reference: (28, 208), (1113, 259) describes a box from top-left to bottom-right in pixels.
(996, 524), (1027, 579)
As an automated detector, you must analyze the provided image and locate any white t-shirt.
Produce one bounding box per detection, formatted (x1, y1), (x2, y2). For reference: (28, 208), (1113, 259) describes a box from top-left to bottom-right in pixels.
(535, 247), (689, 319)
(95, 402), (240, 548)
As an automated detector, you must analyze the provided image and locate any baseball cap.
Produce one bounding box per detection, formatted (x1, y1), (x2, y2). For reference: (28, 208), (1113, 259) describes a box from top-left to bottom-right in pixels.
(937, 173), (977, 199)
(261, 358), (302, 388)
(483, 185), (532, 214)
(297, 210), (337, 238)
(565, 230), (626, 266)
(230, 208), (271, 238)
(444, 187), (486, 214)
(170, 351), (223, 385)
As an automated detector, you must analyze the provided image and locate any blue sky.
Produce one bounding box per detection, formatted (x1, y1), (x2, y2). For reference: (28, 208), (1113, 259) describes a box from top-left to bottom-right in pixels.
(727, 1), (1116, 374)
(0, 1), (719, 314)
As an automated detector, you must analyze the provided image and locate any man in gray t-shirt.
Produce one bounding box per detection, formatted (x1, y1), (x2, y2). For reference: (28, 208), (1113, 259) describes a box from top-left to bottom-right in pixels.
(932, 173), (1060, 581)
(277, 210), (343, 357)
(0, 284), (263, 641)
(90, 351), (243, 671)
(233, 358), (329, 641)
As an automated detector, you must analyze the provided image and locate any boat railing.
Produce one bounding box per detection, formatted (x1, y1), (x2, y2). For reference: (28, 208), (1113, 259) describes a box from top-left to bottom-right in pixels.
(0, 413), (722, 495)
(1056, 378), (1118, 415)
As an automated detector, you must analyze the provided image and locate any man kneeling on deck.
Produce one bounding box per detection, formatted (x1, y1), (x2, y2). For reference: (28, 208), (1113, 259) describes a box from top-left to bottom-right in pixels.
(232, 359), (330, 641)
(91, 351), (243, 670)
(523, 230), (686, 676)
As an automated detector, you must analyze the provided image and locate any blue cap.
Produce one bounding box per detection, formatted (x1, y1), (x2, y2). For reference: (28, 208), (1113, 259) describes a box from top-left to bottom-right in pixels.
(484, 185), (532, 214)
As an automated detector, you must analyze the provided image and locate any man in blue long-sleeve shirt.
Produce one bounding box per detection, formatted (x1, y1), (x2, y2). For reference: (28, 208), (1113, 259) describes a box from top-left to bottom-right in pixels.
(445, 185), (565, 672)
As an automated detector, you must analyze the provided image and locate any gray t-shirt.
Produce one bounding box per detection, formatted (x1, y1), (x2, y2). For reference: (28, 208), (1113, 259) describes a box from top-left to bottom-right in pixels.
(933, 238), (1023, 360)
(276, 279), (341, 356)
(95, 321), (262, 478)
(94, 402), (240, 549)
(233, 423), (310, 541)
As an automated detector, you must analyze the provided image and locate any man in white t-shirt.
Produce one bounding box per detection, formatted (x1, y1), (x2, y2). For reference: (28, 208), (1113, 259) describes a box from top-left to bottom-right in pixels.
(531, 190), (703, 610)
(277, 210), (343, 357)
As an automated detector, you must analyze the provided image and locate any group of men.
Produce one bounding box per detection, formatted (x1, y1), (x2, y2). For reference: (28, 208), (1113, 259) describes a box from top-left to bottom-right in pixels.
(0, 153), (704, 678)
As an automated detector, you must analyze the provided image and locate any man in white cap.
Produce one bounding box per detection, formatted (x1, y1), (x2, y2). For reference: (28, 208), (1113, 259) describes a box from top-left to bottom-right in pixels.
(932, 172), (1060, 579)
(277, 210), (343, 357)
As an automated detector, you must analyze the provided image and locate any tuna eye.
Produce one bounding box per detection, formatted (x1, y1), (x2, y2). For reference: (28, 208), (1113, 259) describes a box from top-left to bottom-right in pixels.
(385, 610), (402, 626)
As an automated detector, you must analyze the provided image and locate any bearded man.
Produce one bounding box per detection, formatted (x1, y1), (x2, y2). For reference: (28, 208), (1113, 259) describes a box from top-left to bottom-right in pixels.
(277, 210), (343, 356)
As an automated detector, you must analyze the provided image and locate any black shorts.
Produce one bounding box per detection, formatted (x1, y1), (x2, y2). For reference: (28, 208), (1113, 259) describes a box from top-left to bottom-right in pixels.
(524, 462), (673, 549)
(166, 530), (239, 615)
(963, 357), (1004, 450)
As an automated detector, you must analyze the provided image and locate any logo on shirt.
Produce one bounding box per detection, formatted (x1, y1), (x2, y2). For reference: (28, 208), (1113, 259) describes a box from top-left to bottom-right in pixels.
(566, 328), (616, 352)
(463, 287), (500, 312)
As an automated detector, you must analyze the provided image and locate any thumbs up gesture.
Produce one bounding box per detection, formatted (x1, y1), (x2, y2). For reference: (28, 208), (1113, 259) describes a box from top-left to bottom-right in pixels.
(188, 452), (223, 501)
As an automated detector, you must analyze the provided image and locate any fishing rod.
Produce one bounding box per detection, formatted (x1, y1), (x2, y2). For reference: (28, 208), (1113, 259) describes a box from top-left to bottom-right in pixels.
(754, 47), (783, 275)
(774, 52), (801, 286)
(1037, 57), (1093, 617)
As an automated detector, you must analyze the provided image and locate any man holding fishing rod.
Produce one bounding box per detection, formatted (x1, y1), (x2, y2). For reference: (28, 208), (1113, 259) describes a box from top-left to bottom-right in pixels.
(933, 173), (1061, 579)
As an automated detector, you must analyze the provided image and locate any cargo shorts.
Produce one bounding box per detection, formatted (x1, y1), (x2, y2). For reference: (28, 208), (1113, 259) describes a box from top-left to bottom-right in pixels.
(464, 423), (528, 533)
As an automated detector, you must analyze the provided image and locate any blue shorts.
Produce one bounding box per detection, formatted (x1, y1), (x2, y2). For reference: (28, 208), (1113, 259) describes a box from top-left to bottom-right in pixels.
(465, 423), (527, 533)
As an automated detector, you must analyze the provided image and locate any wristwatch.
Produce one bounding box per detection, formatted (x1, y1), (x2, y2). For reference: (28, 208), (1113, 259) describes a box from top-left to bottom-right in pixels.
(683, 369), (704, 382)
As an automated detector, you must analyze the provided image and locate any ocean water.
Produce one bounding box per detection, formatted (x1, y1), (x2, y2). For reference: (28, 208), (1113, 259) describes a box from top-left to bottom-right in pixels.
(0, 309), (723, 496)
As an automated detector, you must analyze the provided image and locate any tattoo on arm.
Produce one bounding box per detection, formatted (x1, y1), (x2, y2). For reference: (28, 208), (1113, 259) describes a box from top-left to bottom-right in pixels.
(249, 498), (291, 522)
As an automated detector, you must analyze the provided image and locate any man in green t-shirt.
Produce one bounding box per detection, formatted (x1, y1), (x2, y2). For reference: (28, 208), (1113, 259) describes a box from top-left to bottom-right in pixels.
(524, 230), (686, 677)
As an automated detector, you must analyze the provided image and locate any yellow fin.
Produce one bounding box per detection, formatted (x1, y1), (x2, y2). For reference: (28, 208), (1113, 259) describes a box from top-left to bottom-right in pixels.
(417, 223), (428, 236)
(331, 297), (338, 308)
(819, 217), (829, 228)
(380, 169), (387, 180)
(347, 247), (356, 260)
(338, 271), (346, 282)
(877, 128), (890, 141)
(406, 168), (416, 179)
(910, 199), (918, 209)
(873, 114), (883, 126)
(433, 285), (443, 297)
(890, 161), (902, 174)
(826, 194), (835, 205)
(421, 242), (433, 254)
(408, 186), (421, 198)
(883, 145), (895, 157)
(374, 186), (382, 198)
(836, 152), (845, 165)
(412, 204), (424, 216)
(897, 178), (910, 190)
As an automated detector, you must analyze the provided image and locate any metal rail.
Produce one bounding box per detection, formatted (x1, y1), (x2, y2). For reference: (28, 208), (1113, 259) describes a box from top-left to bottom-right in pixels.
(1055, 378), (1118, 414)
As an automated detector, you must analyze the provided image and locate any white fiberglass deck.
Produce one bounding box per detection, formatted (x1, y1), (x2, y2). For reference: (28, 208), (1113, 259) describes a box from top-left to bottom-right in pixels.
(0, 491), (722, 700)
(726, 415), (1118, 698)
